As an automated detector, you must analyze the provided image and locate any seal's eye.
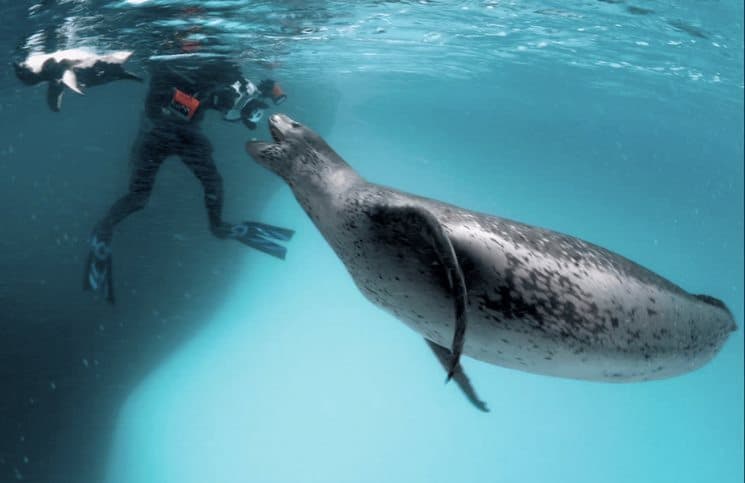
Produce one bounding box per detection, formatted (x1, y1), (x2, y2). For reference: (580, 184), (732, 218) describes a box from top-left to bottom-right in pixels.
(291, 122), (301, 128)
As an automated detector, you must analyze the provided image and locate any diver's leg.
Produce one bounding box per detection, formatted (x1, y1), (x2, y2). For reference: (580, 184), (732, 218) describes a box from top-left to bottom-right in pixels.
(179, 135), (229, 238)
(85, 130), (166, 302)
(181, 134), (294, 259)
(95, 135), (165, 238)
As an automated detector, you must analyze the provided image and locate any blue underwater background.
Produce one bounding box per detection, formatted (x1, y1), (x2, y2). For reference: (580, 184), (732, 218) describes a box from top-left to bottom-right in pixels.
(0, 1), (742, 483)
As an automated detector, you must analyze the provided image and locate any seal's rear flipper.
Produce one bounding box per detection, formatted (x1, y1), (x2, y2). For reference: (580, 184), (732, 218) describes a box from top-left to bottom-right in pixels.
(46, 82), (64, 112)
(373, 205), (468, 379)
(426, 339), (489, 412)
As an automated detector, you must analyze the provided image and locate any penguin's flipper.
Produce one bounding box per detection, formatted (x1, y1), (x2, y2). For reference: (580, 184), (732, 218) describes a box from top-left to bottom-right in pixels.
(61, 69), (83, 94)
(46, 82), (64, 112)
(122, 71), (144, 82)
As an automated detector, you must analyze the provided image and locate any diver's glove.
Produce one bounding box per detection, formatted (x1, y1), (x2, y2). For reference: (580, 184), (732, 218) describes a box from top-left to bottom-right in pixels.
(258, 79), (287, 105)
(241, 98), (268, 130)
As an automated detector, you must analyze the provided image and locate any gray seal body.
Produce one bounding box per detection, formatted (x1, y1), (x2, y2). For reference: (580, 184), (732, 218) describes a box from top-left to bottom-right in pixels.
(247, 114), (736, 408)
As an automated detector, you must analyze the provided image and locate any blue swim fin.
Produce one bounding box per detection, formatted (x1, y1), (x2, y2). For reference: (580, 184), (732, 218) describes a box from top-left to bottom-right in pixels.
(83, 233), (115, 304)
(230, 221), (295, 259)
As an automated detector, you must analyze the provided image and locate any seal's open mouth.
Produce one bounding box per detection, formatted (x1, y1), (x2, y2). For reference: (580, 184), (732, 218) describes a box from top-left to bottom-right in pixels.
(246, 114), (295, 161)
(269, 119), (284, 143)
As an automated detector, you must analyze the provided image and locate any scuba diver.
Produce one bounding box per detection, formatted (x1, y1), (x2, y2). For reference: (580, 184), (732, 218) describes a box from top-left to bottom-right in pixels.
(84, 53), (293, 303)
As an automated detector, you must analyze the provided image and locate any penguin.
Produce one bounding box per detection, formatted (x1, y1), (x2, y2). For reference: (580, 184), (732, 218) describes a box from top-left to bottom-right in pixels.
(14, 48), (142, 111)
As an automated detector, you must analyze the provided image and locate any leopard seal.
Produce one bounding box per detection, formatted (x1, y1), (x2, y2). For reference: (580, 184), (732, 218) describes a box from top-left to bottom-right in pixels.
(246, 114), (737, 411)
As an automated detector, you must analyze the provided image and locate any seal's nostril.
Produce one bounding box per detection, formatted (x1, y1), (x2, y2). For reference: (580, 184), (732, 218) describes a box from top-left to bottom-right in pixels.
(271, 114), (280, 123)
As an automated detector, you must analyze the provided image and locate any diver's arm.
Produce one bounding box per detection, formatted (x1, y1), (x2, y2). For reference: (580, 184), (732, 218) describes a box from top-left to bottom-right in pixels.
(239, 80), (286, 129)
(257, 79), (286, 105)
(240, 98), (268, 130)
(209, 72), (286, 129)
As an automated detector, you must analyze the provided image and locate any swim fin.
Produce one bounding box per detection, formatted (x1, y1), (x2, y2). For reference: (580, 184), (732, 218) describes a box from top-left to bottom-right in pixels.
(83, 233), (115, 303)
(229, 221), (295, 260)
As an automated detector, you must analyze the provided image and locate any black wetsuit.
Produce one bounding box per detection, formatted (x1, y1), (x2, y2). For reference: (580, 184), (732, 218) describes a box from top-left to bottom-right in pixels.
(94, 56), (266, 240)
(84, 55), (292, 303)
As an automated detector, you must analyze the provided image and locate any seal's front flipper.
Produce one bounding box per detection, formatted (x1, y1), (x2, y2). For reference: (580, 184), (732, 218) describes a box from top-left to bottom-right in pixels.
(373, 205), (468, 379)
(46, 82), (64, 112)
(230, 221), (295, 260)
(426, 339), (489, 412)
(83, 233), (115, 304)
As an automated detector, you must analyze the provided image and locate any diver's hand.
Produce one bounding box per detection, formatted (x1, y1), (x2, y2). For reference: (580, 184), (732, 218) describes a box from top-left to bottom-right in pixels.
(258, 79), (275, 97)
(241, 99), (268, 129)
(258, 79), (287, 105)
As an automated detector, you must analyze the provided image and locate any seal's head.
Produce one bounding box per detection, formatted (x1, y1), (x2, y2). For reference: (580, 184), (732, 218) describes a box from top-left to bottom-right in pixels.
(246, 114), (351, 185)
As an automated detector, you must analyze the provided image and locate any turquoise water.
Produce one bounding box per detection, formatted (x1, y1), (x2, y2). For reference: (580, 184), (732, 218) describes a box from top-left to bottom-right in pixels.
(0, 1), (742, 482)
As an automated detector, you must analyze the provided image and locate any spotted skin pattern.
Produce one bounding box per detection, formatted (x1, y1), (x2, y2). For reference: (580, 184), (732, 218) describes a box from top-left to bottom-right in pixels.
(247, 114), (737, 383)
